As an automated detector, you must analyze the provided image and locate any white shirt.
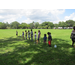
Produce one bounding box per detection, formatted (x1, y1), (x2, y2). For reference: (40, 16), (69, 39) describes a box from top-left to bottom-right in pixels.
(38, 32), (40, 36)
(34, 33), (36, 38)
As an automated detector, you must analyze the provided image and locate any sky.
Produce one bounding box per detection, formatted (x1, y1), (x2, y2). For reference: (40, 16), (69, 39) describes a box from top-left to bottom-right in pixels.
(0, 9), (75, 24)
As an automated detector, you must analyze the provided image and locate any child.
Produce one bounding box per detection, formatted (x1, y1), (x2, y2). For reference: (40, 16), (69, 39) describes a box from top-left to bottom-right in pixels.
(31, 29), (33, 41)
(37, 30), (41, 44)
(70, 27), (75, 47)
(47, 32), (52, 47)
(16, 31), (18, 36)
(43, 34), (47, 44)
(28, 30), (30, 40)
(34, 31), (37, 43)
(25, 30), (27, 40)
(39, 30), (41, 39)
(22, 31), (24, 39)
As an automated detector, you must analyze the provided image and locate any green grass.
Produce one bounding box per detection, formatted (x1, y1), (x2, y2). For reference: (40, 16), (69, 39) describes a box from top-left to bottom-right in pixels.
(0, 29), (75, 65)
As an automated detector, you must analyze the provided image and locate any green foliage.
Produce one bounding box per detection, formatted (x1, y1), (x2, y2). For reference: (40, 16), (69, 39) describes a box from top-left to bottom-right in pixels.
(0, 19), (75, 29)
(66, 20), (75, 27)
(10, 21), (20, 29)
(29, 22), (35, 29)
(41, 21), (54, 29)
(0, 22), (7, 29)
(54, 23), (58, 28)
(58, 21), (68, 28)
(35, 22), (39, 29)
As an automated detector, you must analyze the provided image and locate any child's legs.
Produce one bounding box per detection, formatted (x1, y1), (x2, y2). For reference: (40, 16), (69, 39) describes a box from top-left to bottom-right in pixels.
(72, 41), (74, 45)
(37, 38), (39, 44)
(72, 38), (75, 46)
(31, 36), (33, 41)
(28, 35), (30, 40)
(48, 40), (51, 46)
(45, 40), (46, 43)
(35, 38), (36, 42)
(26, 35), (27, 39)
(23, 35), (24, 39)
(44, 40), (45, 43)
(25, 35), (26, 39)
(38, 37), (39, 42)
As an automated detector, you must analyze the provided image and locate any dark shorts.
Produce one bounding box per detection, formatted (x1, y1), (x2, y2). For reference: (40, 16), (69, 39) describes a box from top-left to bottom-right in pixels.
(16, 34), (18, 35)
(72, 38), (75, 42)
(38, 37), (39, 41)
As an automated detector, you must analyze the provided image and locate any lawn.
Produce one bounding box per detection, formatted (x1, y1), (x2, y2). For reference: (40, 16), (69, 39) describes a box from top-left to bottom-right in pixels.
(0, 29), (75, 65)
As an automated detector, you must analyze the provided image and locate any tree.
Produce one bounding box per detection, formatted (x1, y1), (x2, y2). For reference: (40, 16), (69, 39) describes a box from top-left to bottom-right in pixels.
(35, 22), (39, 29)
(66, 20), (75, 27)
(41, 21), (54, 29)
(21, 23), (28, 29)
(18, 25), (22, 29)
(29, 22), (35, 29)
(27, 24), (30, 29)
(10, 21), (20, 29)
(49, 22), (54, 29)
(54, 23), (59, 28)
(4, 22), (10, 29)
(58, 21), (69, 28)
(0, 22), (7, 29)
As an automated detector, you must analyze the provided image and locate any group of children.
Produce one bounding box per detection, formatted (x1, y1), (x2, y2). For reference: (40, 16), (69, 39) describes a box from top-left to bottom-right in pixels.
(43, 32), (52, 47)
(16, 29), (52, 47)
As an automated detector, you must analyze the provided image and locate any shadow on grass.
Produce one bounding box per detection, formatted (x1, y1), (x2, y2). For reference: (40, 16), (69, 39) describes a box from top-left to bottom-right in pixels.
(0, 36), (75, 65)
(0, 36), (23, 48)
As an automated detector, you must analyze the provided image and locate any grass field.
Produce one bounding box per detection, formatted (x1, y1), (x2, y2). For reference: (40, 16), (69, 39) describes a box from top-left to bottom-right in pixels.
(0, 29), (75, 65)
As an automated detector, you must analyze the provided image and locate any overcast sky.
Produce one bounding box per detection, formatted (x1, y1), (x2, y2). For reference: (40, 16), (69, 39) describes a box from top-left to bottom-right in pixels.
(0, 9), (75, 24)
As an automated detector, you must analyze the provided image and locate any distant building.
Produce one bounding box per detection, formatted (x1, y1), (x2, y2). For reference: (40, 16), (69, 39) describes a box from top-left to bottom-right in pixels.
(58, 27), (63, 29)
(69, 27), (73, 29)
(64, 27), (67, 29)
(53, 27), (56, 29)
(67, 27), (73, 29)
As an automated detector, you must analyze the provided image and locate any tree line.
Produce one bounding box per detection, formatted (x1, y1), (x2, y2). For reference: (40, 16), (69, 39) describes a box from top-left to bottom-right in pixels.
(0, 20), (75, 29)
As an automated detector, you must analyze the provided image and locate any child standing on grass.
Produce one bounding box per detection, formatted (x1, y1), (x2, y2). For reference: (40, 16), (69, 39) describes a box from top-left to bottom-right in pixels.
(43, 34), (47, 44)
(37, 30), (41, 44)
(47, 32), (52, 47)
(28, 30), (30, 40)
(16, 31), (18, 36)
(22, 31), (24, 40)
(25, 30), (27, 40)
(31, 29), (33, 41)
(70, 26), (75, 47)
(34, 31), (37, 43)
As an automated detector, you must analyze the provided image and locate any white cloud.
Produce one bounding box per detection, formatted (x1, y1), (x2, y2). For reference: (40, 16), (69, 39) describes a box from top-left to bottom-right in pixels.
(0, 9), (65, 23)
(22, 18), (33, 23)
(64, 13), (75, 21)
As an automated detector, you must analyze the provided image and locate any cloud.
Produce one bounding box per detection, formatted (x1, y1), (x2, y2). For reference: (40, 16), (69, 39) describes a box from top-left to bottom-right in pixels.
(56, 12), (75, 24)
(64, 13), (75, 21)
(0, 9), (65, 23)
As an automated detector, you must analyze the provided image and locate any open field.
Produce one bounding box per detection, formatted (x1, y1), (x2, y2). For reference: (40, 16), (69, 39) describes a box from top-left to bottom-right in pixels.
(0, 29), (75, 65)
